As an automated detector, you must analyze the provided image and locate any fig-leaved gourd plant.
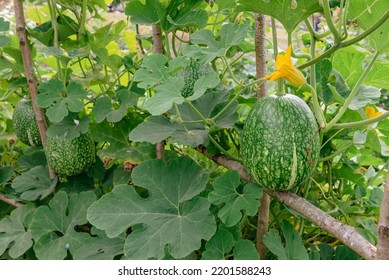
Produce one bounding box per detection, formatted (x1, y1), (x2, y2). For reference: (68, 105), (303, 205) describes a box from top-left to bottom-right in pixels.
(0, 0), (388, 260)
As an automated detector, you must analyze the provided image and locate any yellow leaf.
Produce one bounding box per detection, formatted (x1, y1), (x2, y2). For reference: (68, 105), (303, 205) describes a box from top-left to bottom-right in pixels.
(122, 30), (138, 53)
(106, 41), (123, 56)
(27, 6), (50, 24)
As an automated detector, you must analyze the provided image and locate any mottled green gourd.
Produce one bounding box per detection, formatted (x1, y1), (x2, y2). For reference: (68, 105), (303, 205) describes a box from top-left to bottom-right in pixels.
(178, 59), (210, 97)
(241, 94), (320, 190)
(45, 133), (95, 176)
(12, 99), (42, 146)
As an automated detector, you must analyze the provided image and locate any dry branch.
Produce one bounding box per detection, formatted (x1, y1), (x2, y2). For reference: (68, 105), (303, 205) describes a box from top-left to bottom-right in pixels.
(254, 13), (270, 258)
(13, 0), (55, 179)
(0, 193), (23, 208)
(377, 168), (389, 259)
(255, 14), (267, 99)
(198, 147), (377, 260)
(152, 24), (165, 159)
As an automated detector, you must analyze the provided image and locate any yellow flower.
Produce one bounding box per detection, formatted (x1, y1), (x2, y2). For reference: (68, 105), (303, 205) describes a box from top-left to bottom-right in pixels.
(264, 45), (306, 86)
(365, 106), (382, 119)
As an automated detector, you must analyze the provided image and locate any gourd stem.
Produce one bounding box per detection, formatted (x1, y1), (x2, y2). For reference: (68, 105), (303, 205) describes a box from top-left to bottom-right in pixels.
(324, 51), (380, 132)
(298, 10), (388, 70)
(271, 18), (285, 97)
(331, 111), (389, 130)
(209, 135), (242, 162)
(318, 142), (353, 162)
(185, 100), (211, 126)
(323, 0), (341, 44)
(212, 85), (257, 123)
(306, 84), (326, 128)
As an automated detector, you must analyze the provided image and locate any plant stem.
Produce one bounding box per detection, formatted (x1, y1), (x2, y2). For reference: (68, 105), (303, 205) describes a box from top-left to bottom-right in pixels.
(287, 33), (311, 60)
(377, 162), (389, 259)
(152, 24), (165, 159)
(323, 0), (341, 43)
(254, 13), (270, 259)
(332, 111), (389, 130)
(324, 51), (380, 132)
(0, 193), (23, 208)
(164, 31), (171, 60)
(271, 17), (278, 58)
(309, 15), (316, 88)
(271, 18), (285, 96)
(298, 10), (389, 70)
(185, 100), (211, 126)
(318, 142), (353, 162)
(211, 85), (257, 123)
(255, 14), (267, 98)
(78, 0), (87, 37)
(305, 84), (326, 129)
(47, 0), (63, 80)
(221, 56), (240, 85)
(13, 0), (56, 179)
(209, 135), (242, 162)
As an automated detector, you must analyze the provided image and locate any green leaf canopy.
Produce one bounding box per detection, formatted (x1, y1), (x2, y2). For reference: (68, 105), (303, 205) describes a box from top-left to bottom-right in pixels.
(29, 191), (97, 259)
(236, 0), (323, 34)
(87, 156), (216, 259)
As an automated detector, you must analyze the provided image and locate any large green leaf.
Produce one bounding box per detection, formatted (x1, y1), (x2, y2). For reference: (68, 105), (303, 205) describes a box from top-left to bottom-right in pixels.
(11, 166), (56, 201)
(133, 54), (170, 88)
(365, 62), (389, 89)
(236, 0), (323, 33)
(184, 23), (249, 63)
(129, 115), (209, 147)
(348, 86), (381, 110)
(175, 86), (239, 128)
(0, 17), (10, 32)
(90, 21), (126, 50)
(129, 115), (182, 144)
(233, 240), (260, 260)
(263, 221), (309, 260)
(0, 166), (14, 186)
(37, 80), (88, 123)
(87, 156), (216, 259)
(332, 46), (367, 89)
(144, 77), (185, 115)
(73, 228), (125, 260)
(0, 205), (34, 259)
(202, 228), (234, 260)
(208, 170), (262, 227)
(29, 191), (96, 260)
(92, 89), (137, 123)
(348, 0), (389, 51)
(90, 115), (142, 161)
(125, 0), (208, 32)
(46, 116), (90, 141)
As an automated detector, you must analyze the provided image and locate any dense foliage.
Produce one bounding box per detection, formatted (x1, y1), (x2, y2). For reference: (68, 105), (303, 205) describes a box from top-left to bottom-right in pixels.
(0, 0), (388, 260)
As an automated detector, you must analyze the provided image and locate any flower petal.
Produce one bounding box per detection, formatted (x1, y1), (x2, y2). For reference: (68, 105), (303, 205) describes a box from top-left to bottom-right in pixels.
(275, 45), (293, 69)
(365, 106), (382, 119)
(276, 64), (306, 86)
(265, 45), (305, 86)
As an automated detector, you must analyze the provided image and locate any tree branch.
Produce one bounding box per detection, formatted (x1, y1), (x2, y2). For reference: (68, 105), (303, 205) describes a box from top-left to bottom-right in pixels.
(267, 189), (376, 260)
(198, 147), (377, 260)
(0, 193), (23, 208)
(377, 166), (389, 259)
(152, 24), (165, 159)
(255, 14), (267, 99)
(254, 13), (270, 259)
(13, 0), (56, 179)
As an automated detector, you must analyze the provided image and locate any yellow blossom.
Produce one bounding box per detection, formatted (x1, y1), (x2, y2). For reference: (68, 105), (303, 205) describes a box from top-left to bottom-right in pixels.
(264, 45), (306, 86)
(365, 106), (382, 119)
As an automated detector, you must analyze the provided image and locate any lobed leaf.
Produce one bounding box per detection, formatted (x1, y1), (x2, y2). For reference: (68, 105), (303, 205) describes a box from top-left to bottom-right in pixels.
(87, 156), (216, 259)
